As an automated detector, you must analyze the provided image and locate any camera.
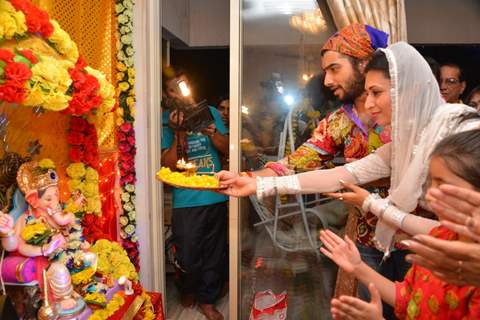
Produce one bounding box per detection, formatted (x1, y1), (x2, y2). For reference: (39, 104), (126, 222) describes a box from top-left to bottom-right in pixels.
(162, 79), (214, 132)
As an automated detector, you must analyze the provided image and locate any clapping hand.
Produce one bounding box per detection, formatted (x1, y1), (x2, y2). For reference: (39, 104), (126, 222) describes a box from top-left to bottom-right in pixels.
(319, 229), (362, 273)
(331, 283), (384, 320)
(426, 184), (480, 241)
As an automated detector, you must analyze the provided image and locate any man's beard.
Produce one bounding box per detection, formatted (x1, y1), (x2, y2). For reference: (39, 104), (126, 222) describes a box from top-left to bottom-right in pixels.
(339, 67), (365, 103)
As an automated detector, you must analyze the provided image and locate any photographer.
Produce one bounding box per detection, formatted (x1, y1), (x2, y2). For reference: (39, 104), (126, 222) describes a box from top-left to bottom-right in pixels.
(161, 73), (229, 320)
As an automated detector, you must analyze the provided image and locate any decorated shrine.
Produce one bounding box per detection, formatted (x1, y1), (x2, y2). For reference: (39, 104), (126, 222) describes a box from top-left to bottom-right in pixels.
(0, 0), (163, 318)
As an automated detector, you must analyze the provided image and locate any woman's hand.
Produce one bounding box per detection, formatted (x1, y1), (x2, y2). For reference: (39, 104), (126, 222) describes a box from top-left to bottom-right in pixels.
(404, 235), (480, 287)
(320, 229), (362, 274)
(324, 180), (370, 208)
(216, 172), (257, 197)
(331, 283), (384, 320)
(216, 170), (239, 185)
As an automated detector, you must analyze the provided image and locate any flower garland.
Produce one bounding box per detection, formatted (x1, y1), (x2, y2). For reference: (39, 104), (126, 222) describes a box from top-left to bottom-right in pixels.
(1, 0), (113, 113)
(9, 0), (54, 37)
(66, 162), (101, 215)
(90, 239), (138, 281)
(87, 291), (125, 320)
(0, 0), (27, 40)
(115, 0), (139, 271)
(67, 117), (100, 169)
(0, 48), (34, 104)
(65, 58), (102, 116)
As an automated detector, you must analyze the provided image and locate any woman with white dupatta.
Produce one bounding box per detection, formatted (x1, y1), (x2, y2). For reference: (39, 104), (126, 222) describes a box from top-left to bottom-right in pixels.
(217, 41), (480, 265)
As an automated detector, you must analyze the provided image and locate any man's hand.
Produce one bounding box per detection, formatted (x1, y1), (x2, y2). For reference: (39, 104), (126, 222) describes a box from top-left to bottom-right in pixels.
(168, 110), (184, 129)
(201, 124), (216, 137)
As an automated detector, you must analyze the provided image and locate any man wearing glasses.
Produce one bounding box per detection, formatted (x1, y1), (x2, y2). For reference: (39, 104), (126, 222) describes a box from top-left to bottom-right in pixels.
(440, 63), (467, 103)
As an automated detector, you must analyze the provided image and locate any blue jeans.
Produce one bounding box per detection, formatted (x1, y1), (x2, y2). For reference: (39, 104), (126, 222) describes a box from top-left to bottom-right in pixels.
(356, 243), (411, 320)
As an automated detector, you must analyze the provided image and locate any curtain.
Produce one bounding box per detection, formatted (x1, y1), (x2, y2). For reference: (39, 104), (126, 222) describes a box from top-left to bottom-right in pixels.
(326, 0), (407, 43)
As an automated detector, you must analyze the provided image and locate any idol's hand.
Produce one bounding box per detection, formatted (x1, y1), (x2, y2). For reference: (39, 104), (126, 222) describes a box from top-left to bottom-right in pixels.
(43, 233), (66, 256)
(331, 283), (384, 320)
(320, 229), (362, 274)
(0, 212), (14, 235)
(217, 175), (256, 197)
(324, 180), (370, 208)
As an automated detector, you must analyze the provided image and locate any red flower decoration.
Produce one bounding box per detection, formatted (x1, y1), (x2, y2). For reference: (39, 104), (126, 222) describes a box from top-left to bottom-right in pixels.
(69, 146), (84, 163)
(126, 136), (136, 146)
(118, 142), (131, 153)
(67, 131), (85, 145)
(65, 59), (102, 116)
(70, 117), (88, 132)
(4, 62), (32, 82)
(19, 50), (38, 64)
(120, 122), (133, 133)
(0, 49), (15, 63)
(10, 0), (54, 37)
(0, 81), (26, 104)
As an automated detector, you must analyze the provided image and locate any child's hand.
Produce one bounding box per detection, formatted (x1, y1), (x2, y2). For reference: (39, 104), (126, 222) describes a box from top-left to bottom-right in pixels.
(320, 229), (362, 274)
(331, 283), (384, 320)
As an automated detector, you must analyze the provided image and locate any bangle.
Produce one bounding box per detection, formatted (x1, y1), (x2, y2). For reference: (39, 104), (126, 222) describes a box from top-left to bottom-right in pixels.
(41, 245), (45, 257)
(377, 201), (390, 220)
(361, 193), (381, 213)
(256, 177), (265, 202)
(240, 171), (257, 178)
(0, 229), (15, 238)
(383, 207), (407, 229)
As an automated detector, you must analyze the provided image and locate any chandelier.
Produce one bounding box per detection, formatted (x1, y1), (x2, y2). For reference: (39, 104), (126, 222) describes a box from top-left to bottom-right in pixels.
(289, 9), (327, 34)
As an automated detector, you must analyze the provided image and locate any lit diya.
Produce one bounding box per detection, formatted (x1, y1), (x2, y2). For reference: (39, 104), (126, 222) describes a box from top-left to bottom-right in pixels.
(176, 158), (197, 176)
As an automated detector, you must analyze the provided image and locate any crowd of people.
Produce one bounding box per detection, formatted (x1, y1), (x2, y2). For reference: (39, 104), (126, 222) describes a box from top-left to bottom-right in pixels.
(158, 22), (480, 320)
(216, 24), (480, 320)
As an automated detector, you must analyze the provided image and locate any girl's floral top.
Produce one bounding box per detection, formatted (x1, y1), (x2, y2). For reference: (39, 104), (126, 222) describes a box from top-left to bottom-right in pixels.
(265, 104), (391, 246)
(395, 226), (480, 320)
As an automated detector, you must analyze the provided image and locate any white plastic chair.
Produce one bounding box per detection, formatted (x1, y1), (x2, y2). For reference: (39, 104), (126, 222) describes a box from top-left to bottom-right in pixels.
(249, 107), (335, 256)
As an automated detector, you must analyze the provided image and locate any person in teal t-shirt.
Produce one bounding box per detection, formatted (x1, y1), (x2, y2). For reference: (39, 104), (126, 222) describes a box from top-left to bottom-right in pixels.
(161, 74), (229, 320)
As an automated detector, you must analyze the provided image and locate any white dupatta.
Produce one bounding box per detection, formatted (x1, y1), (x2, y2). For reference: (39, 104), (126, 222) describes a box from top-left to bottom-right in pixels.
(374, 42), (478, 254)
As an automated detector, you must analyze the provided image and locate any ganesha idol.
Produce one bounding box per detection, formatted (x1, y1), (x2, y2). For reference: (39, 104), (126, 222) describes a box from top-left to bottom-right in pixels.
(0, 160), (99, 317)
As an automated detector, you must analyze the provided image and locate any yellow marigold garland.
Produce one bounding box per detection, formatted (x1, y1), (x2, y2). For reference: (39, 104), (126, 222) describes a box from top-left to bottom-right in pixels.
(87, 292), (125, 320)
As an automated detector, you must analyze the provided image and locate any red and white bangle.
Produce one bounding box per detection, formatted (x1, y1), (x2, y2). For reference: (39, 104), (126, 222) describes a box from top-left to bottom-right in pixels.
(240, 171), (257, 178)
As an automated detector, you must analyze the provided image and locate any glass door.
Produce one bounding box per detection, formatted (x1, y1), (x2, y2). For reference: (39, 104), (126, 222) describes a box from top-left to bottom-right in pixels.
(230, 1), (340, 319)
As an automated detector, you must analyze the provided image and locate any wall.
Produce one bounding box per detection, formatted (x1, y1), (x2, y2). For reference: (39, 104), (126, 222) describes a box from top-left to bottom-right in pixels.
(189, 0), (229, 47)
(162, 0), (190, 44)
(406, 0), (480, 44)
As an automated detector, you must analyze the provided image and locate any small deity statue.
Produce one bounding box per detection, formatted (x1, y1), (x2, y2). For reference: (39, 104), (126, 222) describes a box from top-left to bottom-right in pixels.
(8, 159), (91, 314)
